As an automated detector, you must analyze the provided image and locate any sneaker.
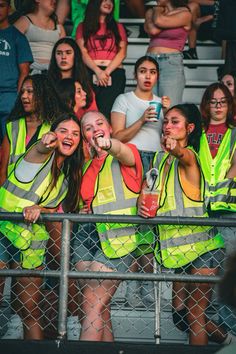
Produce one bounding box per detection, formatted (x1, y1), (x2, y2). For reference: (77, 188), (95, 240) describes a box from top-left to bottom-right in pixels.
(1, 314), (24, 339)
(67, 316), (81, 341)
(183, 49), (198, 69)
(125, 280), (143, 308)
(141, 281), (155, 307)
(183, 48), (198, 60)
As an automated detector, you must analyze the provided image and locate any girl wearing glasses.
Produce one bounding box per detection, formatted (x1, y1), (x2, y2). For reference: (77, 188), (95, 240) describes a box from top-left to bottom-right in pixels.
(199, 82), (236, 342)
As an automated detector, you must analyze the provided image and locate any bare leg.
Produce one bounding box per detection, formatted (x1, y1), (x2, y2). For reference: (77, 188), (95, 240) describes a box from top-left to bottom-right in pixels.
(17, 272), (44, 340)
(46, 221), (79, 316)
(187, 267), (222, 345)
(187, 2), (214, 57)
(77, 261), (119, 342)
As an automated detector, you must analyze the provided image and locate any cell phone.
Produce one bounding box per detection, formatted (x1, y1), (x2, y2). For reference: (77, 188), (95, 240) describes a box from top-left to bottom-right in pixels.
(92, 74), (112, 86)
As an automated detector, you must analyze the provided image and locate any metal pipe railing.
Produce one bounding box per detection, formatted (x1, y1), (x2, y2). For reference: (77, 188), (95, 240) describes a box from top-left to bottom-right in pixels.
(0, 212), (235, 343)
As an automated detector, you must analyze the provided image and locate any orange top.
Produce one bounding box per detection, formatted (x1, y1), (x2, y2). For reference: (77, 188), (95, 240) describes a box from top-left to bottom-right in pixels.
(180, 169), (201, 201)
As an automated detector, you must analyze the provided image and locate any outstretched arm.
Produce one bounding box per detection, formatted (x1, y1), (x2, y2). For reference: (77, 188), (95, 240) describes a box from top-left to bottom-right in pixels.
(95, 137), (135, 167)
(161, 136), (200, 187)
(24, 132), (58, 164)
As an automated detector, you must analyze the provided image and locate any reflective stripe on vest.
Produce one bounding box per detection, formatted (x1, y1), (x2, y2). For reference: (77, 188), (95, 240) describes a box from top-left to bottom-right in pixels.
(92, 160), (138, 214)
(88, 155), (141, 258)
(7, 119), (51, 176)
(30, 239), (48, 250)
(160, 227), (218, 249)
(0, 150), (67, 250)
(153, 150), (224, 268)
(199, 128), (236, 211)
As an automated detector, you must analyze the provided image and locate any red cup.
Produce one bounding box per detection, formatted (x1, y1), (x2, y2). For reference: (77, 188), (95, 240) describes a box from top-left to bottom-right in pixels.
(141, 190), (159, 217)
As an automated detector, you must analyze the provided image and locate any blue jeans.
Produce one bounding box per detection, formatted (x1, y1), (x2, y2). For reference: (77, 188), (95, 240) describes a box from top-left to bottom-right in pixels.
(147, 52), (185, 106)
(139, 150), (155, 177)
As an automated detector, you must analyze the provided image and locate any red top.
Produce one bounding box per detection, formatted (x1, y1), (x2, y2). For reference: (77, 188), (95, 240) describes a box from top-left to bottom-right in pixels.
(206, 123), (228, 158)
(149, 27), (188, 52)
(81, 144), (143, 209)
(76, 22), (127, 60)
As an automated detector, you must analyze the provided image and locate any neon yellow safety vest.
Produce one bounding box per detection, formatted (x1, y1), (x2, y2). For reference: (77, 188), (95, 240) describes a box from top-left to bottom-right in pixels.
(152, 150), (224, 269)
(83, 155), (150, 258)
(6, 118), (51, 176)
(0, 150), (68, 269)
(199, 128), (236, 212)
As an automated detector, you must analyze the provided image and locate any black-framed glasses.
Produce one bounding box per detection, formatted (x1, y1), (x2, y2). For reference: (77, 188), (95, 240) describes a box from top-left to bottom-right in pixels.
(209, 98), (228, 107)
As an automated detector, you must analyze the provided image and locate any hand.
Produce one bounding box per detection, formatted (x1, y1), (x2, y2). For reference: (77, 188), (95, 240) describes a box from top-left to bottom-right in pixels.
(161, 96), (171, 110)
(41, 132), (58, 149)
(95, 70), (110, 87)
(161, 136), (177, 152)
(141, 106), (158, 123)
(79, 204), (92, 214)
(23, 205), (42, 223)
(94, 136), (112, 152)
(138, 193), (155, 218)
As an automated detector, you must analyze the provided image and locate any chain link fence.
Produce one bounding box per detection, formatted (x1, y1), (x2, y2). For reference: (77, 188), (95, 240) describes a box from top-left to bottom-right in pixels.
(0, 212), (236, 344)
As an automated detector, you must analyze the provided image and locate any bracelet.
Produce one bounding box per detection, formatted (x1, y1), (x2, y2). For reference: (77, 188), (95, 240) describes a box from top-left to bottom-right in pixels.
(103, 139), (112, 151)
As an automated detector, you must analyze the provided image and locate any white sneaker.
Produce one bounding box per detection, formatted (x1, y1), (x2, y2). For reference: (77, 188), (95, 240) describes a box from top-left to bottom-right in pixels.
(67, 316), (81, 341)
(125, 280), (143, 307)
(1, 314), (24, 339)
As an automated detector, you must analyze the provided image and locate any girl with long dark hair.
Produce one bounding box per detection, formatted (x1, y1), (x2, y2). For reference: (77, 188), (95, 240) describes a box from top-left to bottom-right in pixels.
(199, 83), (236, 343)
(48, 37), (97, 112)
(76, 0), (127, 120)
(0, 113), (83, 340)
(0, 74), (64, 186)
(139, 103), (226, 345)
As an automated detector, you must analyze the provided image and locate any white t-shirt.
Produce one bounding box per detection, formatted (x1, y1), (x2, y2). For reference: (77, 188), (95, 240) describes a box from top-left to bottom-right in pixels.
(111, 91), (163, 152)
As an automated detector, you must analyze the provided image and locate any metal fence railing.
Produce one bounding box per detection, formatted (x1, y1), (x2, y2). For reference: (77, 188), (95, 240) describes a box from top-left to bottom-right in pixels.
(0, 213), (235, 344)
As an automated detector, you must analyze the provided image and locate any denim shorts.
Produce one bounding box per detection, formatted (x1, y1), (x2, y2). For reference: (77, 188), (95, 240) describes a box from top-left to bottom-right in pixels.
(72, 223), (135, 272)
(147, 52), (185, 106)
(0, 232), (21, 263)
(138, 150), (155, 177)
(174, 248), (225, 274)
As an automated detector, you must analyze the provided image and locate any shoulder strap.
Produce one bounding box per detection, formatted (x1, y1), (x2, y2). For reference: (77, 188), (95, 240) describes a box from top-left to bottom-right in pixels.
(25, 15), (33, 24)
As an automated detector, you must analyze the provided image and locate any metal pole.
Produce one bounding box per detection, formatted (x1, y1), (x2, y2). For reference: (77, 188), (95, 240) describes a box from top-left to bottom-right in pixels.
(153, 259), (161, 344)
(57, 218), (71, 340)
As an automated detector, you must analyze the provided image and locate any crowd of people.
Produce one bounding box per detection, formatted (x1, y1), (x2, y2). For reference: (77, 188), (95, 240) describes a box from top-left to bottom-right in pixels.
(0, 0), (236, 348)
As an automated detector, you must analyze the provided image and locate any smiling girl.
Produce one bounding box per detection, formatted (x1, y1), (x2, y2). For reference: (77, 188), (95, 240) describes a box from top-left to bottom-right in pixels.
(73, 110), (143, 341)
(0, 113), (83, 339)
